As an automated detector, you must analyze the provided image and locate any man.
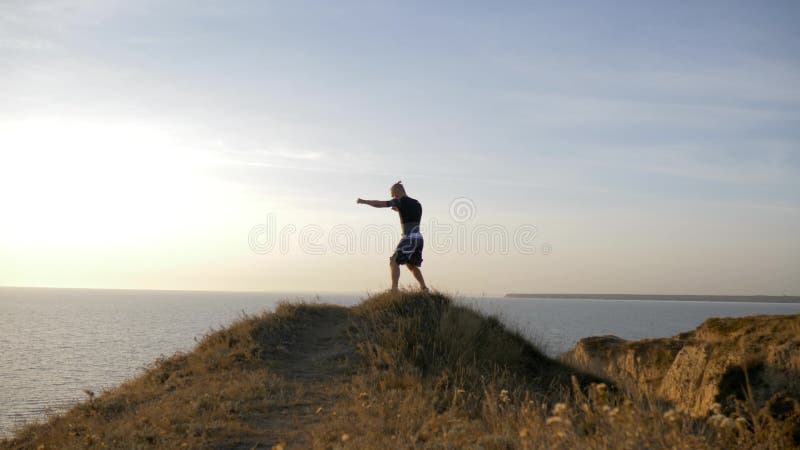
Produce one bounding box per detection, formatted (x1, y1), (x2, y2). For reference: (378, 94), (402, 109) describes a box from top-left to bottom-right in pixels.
(357, 181), (429, 293)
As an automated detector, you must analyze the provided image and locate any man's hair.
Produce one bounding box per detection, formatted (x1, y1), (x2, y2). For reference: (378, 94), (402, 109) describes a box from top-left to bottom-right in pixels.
(390, 180), (406, 196)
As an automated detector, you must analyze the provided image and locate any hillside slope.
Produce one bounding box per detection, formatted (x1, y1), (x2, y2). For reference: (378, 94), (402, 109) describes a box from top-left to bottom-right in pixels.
(3, 292), (797, 449)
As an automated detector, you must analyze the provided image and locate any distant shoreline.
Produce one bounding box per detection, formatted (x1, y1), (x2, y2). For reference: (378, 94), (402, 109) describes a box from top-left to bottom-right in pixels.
(504, 293), (800, 304)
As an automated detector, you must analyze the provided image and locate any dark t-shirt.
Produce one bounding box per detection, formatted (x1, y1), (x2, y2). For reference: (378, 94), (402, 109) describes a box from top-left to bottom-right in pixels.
(387, 196), (422, 235)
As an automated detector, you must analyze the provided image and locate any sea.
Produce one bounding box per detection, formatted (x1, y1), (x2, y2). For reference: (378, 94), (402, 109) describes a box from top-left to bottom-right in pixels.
(2, 286), (799, 437)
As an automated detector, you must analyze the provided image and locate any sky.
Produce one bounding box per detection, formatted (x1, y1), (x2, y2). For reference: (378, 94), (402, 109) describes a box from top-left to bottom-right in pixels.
(1, 0), (799, 295)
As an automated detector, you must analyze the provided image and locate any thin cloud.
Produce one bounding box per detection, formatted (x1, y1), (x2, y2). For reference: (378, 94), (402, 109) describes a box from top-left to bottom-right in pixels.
(254, 149), (325, 161)
(566, 144), (800, 186)
(0, 37), (54, 51)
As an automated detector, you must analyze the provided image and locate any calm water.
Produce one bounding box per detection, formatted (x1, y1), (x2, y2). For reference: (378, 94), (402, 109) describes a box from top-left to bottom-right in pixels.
(2, 287), (799, 436)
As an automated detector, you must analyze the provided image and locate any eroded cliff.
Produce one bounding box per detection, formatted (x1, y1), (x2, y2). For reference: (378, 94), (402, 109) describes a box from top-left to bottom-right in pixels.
(562, 314), (800, 417)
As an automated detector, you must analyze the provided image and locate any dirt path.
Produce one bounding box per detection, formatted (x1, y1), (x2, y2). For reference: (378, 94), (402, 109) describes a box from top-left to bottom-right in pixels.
(233, 306), (358, 449)
(272, 306), (357, 382)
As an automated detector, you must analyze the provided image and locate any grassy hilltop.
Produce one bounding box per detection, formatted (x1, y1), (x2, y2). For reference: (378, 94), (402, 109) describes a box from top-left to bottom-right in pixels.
(3, 291), (798, 449)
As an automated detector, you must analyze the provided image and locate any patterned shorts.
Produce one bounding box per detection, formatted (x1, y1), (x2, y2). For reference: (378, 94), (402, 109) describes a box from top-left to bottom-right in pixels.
(391, 234), (424, 267)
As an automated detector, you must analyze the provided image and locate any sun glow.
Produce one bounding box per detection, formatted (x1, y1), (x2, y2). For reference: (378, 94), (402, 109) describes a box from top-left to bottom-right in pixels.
(0, 117), (219, 250)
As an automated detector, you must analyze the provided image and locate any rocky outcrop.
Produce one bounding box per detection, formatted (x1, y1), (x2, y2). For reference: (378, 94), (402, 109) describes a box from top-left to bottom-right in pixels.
(562, 314), (800, 416)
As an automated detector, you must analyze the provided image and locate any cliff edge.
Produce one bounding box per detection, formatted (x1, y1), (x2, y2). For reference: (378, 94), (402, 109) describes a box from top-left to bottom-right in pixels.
(562, 314), (800, 417)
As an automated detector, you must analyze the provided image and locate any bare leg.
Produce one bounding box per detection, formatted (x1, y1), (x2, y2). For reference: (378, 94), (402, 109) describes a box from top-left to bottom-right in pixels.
(389, 256), (400, 292)
(406, 264), (427, 290)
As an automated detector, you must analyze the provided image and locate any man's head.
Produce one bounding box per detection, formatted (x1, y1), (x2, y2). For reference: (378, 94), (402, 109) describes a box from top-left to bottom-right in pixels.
(390, 180), (406, 199)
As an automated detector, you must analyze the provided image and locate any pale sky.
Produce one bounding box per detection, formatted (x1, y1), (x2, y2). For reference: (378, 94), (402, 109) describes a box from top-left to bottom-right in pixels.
(1, 1), (799, 295)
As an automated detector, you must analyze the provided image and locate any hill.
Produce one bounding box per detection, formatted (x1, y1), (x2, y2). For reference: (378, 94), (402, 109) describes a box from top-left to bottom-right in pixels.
(3, 291), (797, 449)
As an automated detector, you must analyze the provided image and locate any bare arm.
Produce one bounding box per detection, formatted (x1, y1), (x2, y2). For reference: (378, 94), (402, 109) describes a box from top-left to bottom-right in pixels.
(357, 198), (390, 208)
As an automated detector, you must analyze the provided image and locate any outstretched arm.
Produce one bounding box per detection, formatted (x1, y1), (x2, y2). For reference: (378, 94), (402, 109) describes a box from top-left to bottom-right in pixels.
(357, 198), (391, 208)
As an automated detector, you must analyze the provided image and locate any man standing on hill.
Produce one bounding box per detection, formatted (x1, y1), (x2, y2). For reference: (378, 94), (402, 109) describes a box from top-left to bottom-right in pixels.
(357, 181), (429, 293)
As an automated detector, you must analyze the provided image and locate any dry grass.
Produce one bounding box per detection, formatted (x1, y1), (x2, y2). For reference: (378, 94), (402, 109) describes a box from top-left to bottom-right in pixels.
(2, 291), (798, 449)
